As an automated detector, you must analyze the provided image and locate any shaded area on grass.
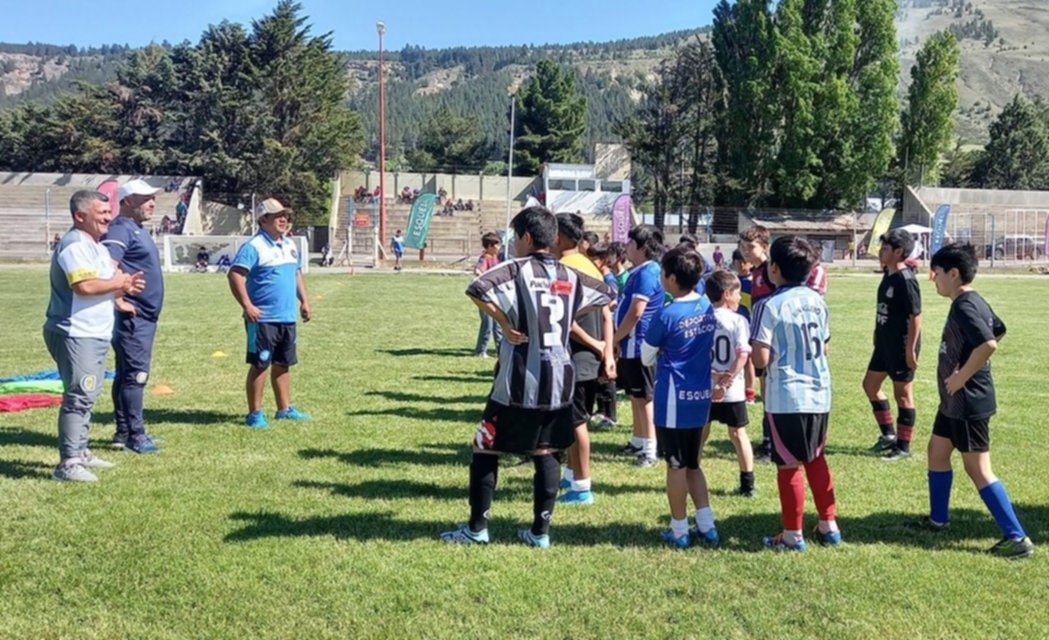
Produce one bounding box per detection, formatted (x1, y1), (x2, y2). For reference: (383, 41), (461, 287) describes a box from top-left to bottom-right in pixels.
(293, 477), (660, 502)
(0, 425), (54, 449)
(412, 373), (494, 383)
(346, 405), (479, 424)
(299, 447), (470, 467)
(223, 506), (1049, 554)
(363, 390), (488, 405)
(90, 408), (243, 426)
(0, 458), (52, 480)
(378, 347), (476, 357)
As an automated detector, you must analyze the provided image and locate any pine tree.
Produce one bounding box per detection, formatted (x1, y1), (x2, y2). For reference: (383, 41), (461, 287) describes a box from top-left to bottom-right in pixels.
(513, 60), (587, 175)
(897, 31), (960, 190)
(971, 94), (1049, 190)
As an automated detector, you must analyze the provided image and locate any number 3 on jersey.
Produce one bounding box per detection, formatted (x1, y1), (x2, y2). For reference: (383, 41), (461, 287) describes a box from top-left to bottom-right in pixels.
(538, 292), (565, 347)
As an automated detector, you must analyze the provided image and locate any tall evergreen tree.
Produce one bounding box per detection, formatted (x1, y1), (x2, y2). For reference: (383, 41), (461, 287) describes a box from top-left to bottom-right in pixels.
(897, 31), (960, 190)
(406, 108), (488, 173)
(971, 94), (1049, 190)
(513, 60), (587, 175)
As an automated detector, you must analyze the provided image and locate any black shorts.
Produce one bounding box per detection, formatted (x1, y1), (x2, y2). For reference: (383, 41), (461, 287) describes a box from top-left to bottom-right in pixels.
(767, 413), (829, 465)
(245, 322), (297, 368)
(709, 401), (749, 428)
(656, 427), (703, 470)
(932, 411), (990, 453)
(474, 400), (575, 455)
(867, 346), (914, 383)
(618, 358), (654, 400)
(571, 379), (601, 426)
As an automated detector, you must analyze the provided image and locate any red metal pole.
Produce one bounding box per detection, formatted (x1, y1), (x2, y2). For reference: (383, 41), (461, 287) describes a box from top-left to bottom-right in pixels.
(377, 22), (387, 251)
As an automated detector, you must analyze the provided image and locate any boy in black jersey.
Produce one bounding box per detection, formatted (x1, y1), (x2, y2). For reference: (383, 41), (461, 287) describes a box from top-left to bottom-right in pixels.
(907, 244), (1033, 559)
(863, 229), (923, 461)
(440, 206), (613, 549)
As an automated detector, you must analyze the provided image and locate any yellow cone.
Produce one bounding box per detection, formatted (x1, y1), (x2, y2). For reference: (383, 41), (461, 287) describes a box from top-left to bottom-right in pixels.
(212, 350), (228, 358)
(152, 384), (175, 396)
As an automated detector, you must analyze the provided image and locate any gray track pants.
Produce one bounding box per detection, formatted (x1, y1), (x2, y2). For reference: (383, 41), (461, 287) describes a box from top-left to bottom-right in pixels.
(43, 329), (108, 461)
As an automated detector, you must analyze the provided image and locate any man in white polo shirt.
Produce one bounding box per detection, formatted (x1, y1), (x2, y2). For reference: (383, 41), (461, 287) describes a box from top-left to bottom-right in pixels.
(44, 190), (146, 482)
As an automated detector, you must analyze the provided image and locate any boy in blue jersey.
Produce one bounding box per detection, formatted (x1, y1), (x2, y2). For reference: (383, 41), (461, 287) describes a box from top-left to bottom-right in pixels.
(228, 198), (313, 428)
(907, 244), (1033, 558)
(391, 230), (405, 271)
(751, 236), (840, 551)
(613, 225), (666, 467)
(642, 246), (718, 548)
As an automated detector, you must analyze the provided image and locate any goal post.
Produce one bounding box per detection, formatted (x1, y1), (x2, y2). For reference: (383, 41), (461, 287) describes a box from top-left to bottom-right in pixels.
(161, 234), (310, 273)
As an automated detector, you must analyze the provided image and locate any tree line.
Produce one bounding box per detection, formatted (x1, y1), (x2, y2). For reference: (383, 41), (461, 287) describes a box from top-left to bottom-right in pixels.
(0, 1), (362, 224)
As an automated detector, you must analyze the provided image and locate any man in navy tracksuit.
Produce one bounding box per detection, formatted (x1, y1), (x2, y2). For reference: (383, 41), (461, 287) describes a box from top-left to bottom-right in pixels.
(102, 179), (164, 454)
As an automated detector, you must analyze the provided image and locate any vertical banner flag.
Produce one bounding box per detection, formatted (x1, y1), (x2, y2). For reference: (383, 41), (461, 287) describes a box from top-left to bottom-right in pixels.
(97, 179), (120, 208)
(403, 193), (437, 249)
(930, 204), (951, 254)
(1044, 212), (1049, 258)
(867, 207), (896, 256)
(611, 194), (632, 244)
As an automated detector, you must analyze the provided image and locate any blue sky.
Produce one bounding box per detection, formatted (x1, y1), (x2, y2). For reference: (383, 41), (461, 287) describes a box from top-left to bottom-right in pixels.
(0, 0), (720, 51)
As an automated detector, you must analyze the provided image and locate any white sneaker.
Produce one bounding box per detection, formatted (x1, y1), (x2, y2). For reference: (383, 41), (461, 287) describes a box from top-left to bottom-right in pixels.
(52, 462), (98, 482)
(79, 449), (115, 469)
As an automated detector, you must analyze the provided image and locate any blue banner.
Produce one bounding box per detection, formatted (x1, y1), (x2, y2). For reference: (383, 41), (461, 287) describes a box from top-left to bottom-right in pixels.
(930, 204), (950, 254)
(404, 193), (437, 249)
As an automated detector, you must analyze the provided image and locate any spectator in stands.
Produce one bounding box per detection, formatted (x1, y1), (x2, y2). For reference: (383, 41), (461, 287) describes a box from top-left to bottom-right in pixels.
(164, 177), (181, 193)
(47, 190), (146, 481)
(102, 179), (165, 454)
(320, 243), (334, 267)
(228, 197), (313, 428)
(713, 245), (724, 268)
(50, 233), (61, 254)
(455, 198), (465, 211)
(175, 195), (188, 231)
(195, 246), (210, 272)
(160, 215), (172, 234)
(466, 200), (475, 211)
(216, 254), (233, 273)
(400, 187), (413, 203)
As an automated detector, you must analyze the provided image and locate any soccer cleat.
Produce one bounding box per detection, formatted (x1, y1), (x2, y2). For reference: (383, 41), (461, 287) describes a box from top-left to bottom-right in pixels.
(905, 515), (949, 532)
(557, 490), (594, 505)
(691, 526), (721, 549)
(880, 444), (912, 462)
(438, 524), (490, 545)
(733, 486), (756, 498)
(987, 536), (1034, 559)
(517, 528), (551, 549)
(618, 442), (643, 456)
(52, 462), (98, 483)
(589, 414), (617, 430)
(274, 405), (311, 421)
(762, 533), (808, 552)
(661, 528), (691, 550)
(634, 455), (658, 468)
(870, 434), (898, 453)
(79, 450), (115, 469)
(125, 436), (159, 454)
(245, 410), (269, 429)
(812, 526), (843, 546)
(753, 443), (772, 465)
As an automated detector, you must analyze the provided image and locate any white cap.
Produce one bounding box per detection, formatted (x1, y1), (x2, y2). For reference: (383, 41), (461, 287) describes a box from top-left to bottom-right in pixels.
(118, 179), (161, 202)
(254, 198), (292, 220)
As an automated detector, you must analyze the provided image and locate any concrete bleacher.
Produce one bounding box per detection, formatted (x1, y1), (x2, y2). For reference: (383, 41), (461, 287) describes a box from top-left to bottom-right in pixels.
(0, 173), (190, 260)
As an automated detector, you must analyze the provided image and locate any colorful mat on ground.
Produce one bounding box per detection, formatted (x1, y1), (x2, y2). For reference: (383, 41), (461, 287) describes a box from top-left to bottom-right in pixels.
(0, 380), (65, 394)
(0, 369), (115, 388)
(0, 394), (64, 412)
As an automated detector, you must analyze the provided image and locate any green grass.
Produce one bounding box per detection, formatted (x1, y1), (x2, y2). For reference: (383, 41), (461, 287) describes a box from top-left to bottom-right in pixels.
(1, 267), (1047, 639)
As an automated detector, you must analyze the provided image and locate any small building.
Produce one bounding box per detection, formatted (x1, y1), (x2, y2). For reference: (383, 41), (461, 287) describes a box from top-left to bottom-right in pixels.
(737, 209), (876, 262)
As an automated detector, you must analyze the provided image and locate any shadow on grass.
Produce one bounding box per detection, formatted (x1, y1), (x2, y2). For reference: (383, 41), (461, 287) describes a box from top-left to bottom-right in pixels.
(412, 373), (494, 383)
(90, 408), (242, 426)
(363, 390), (488, 405)
(0, 458), (52, 480)
(377, 347), (476, 357)
(346, 406), (479, 424)
(299, 447), (470, 467)
(293, 476), (660, 502)
(0, 426), (54, 449)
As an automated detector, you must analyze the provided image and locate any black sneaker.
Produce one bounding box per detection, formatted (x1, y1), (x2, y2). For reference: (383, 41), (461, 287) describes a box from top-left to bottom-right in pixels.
(870, 434), (898, 453)
(880, 444), (912, 462)
(905, 515), (949, 532)
(733, 486), (756, 498)
(618, 442), (643, 456)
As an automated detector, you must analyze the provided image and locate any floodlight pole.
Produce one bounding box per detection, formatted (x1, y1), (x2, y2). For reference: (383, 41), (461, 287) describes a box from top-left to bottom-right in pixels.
(377, 21), (387, 254)
(504, 92), (516, 255)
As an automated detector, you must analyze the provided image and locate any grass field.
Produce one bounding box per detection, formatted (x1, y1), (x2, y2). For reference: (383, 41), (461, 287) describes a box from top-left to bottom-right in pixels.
(0, 267), (1047, 639)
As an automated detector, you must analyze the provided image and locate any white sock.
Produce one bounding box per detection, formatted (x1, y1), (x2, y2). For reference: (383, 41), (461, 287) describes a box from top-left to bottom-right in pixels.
(671, 517), (690, 539)
(570, 478), (591, 492)
(645, 439), (658, 457)
(695, 507), (715, 533)
(630, 435), (643, 448)
(819, 519), (839, 533)
(562, 467), (574, 483)
(783, 529), (804, 545)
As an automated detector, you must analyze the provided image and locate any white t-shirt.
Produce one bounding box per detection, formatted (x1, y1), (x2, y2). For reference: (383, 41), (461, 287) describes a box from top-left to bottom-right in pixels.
(45, 228), (116, 339)
(712, 307), (751, 403)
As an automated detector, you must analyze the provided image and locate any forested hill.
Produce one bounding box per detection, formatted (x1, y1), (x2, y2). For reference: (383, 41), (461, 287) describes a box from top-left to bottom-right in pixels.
(3, 0), (1049, 165)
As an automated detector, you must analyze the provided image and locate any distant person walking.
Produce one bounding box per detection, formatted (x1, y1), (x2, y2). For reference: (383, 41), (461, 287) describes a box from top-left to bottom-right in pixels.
(45, 190), (145, 481)
(102, 179), (165, 454)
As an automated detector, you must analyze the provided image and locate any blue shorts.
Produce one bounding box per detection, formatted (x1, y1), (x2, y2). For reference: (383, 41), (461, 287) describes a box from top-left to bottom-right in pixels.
(245, 322), (297, 368)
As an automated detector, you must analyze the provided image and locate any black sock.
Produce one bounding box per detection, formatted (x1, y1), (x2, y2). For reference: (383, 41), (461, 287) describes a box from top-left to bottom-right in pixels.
(468, 453), (499, 532)
(740, 471), (755, 491)
(532, 453), (560, 536)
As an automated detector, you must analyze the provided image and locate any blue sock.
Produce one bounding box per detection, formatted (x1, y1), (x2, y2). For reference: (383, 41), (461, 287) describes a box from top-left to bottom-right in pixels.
(978, 481), (1026, 540)
(928, 470), (952, 524)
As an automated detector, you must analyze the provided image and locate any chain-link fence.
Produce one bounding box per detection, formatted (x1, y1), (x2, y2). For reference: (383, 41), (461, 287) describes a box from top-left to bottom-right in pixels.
(946, 209), (1048, 265)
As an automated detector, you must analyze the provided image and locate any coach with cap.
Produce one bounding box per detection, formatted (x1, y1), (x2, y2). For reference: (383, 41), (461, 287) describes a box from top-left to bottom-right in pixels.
(228, 197), (313, 428)
(101, 178), (164, 454)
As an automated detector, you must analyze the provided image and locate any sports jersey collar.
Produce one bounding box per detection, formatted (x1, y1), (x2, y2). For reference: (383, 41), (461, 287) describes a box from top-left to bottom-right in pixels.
(256, 229), (287, 247)
(528, 252), (556, 263)
(671, 291), (702, 302)
(115, 215), (143, 229)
